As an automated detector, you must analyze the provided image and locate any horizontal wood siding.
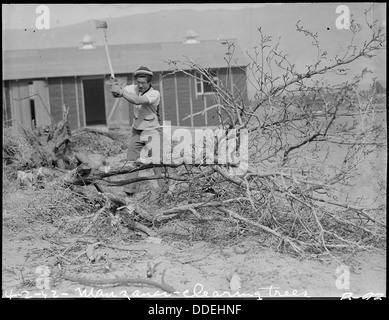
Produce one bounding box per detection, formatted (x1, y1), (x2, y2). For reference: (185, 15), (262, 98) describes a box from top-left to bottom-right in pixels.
(62, 77), (78, 130)
(48, 78), (63, 123)
(161, 73), (177, 126)
(176, 72), (192, 127)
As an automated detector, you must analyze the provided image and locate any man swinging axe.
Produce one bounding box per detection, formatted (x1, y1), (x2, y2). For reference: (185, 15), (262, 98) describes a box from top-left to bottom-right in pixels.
(109, 66), (169, 197)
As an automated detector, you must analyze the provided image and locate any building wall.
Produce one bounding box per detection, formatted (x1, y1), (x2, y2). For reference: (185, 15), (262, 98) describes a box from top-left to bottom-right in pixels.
(62, 77), (78, 129)
(206, 66), (248, 127)
(47, 77), (81, 129)
(76, 77), (85, 126)
(3, 79), (52, 128)
(151, 72), (163, 124)
(2, 81), (12, 125)
(104, 74), (130, 129)
(190, 71), (208, 127)
(32, 80), (52, 127)
(49, 75), (132, 129)
(9, 80), (31, 128)
(48, 78), (63, 124)
(188, 66), (248, 127)
(176, 71), (192, 127)
(161, 72), (177, 126)
(217, 68), (233, 93)
(232, 67), (248, 103)
(3, 66), (247, 129)
(204, 94), (220, 126)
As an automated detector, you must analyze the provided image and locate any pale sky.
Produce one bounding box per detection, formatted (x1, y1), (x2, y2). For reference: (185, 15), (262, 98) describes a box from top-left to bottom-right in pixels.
(2, 3), (282, 30)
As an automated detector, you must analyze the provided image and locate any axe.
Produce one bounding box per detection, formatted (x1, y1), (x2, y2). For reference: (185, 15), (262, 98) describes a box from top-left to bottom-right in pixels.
(95, 20), (115, 78)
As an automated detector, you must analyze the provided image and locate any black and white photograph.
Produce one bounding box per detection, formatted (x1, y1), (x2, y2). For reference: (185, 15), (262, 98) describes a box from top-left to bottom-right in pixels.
(2, 3), (386, 305)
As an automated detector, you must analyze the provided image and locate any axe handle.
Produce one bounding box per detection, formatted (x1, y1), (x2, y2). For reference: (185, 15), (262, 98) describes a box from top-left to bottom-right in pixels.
(102, 29), (115, 78)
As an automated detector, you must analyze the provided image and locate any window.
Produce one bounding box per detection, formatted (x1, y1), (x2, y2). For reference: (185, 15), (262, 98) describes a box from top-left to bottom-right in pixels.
(195, 70), (219, 95)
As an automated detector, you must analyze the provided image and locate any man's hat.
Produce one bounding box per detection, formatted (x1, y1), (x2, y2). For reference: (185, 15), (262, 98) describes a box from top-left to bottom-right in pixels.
(134, 66), (153, 77)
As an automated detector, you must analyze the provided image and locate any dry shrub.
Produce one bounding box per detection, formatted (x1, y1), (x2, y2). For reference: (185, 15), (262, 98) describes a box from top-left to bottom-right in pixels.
(3, 179), (107, 237)
(3, 124), (39, 194)
(159, 13), (386, 257)
(72, 129), (130, 157)
(3, 124), (36, 171)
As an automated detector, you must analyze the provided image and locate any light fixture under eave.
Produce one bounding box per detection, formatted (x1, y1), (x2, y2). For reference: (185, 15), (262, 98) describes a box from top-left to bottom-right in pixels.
(79, 34), (96, 50)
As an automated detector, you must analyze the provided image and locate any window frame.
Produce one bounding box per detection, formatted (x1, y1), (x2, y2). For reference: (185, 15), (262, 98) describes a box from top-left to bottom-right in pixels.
(195, 70), (219, 95)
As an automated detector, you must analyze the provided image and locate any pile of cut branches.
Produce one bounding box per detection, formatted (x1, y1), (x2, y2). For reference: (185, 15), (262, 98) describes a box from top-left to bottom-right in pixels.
(3, 10), (386, 259)
(159, 11), (387, 257)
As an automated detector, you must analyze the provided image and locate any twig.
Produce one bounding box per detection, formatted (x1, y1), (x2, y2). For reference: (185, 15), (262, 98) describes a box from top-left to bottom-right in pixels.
(66, 162), (236, 186)
(80, 199), (111, 236)
(217, 207), (304, 254)
(73, 127), (117, 140)
(56, 238), (148, 253)
(307, 196), (386, 228)
(61, 269), (176, 294)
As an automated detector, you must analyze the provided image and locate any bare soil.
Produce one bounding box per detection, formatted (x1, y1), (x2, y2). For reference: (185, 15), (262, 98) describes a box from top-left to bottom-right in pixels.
(2, 112), (387, 300)
(2, 187), (386, 300)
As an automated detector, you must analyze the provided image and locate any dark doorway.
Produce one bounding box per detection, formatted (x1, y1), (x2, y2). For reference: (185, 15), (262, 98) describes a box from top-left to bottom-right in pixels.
(28, 81), (36, 127)
(83, 78), (106, 125)
(30, 99), (36, 125)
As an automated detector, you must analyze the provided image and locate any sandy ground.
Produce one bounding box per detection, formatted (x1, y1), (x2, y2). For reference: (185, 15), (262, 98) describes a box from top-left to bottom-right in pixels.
(2, 188), (386, 300)
(2, 111), (386, 301)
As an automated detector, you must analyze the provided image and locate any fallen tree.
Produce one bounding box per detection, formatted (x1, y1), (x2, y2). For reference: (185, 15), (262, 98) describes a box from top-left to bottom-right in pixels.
(4, 8), (386, 259)
(156, 10), (386, 256)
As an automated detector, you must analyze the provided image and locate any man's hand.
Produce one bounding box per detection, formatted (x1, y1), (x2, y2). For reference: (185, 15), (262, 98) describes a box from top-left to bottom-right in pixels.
(110, 77), (123, 97)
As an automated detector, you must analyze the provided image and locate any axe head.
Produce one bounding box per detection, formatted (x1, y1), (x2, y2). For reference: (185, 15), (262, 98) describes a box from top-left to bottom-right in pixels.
(95, 20), (108, 29)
